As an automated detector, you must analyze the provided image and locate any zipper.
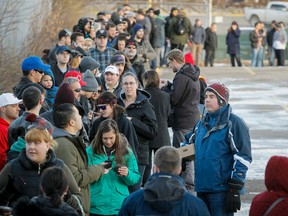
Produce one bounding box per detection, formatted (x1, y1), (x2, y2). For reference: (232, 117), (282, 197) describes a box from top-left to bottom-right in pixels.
(38, 164), (41, 175)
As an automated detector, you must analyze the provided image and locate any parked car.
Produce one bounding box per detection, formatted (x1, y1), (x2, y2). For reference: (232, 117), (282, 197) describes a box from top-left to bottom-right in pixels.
(244, 1), (288, 26)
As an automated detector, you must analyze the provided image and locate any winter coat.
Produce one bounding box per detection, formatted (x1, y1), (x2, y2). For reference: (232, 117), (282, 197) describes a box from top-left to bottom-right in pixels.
(226, 28), (241, 55)
(151, 16), (166, 48)
(8, 112), (53, 147)
(162, 63), (200, 130)
(118, 173), (210, 216)
(89, 111), (139, 156)
(191, 25), (206, 45)
(0, 118), (9, 171)
(168, 15), (193, 46)
(12, 195), (78, 216)
(13, 77), (33, 99)
(144, 87), (171, 148)
(134, 38), (156, 71)
(130, 55), (146, 87)
(86, 146), (140, 215)
(118, 89), (158, 165)
(204, 27), (217, 51)
(249, 30), (263, 48)
(267, 28), (276, 47)
(53, 128), (105, 215)
(41, 69), (58, 109)
(51, 63), (70, 87)
(191, 104), (252, 193)
(250, 156), (288, 216)
(0, 149), (82, 210)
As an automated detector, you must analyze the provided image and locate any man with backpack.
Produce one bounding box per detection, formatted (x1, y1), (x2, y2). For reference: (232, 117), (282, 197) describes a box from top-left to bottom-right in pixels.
(167, 9), (193, 51)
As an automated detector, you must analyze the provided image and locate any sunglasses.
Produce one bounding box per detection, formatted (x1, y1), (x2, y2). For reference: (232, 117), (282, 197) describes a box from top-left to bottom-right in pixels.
(97, 105), (106, 110)
(34, 69), (44, 74)
(126, 46), (136, 49)
(74, 88), (81, 93)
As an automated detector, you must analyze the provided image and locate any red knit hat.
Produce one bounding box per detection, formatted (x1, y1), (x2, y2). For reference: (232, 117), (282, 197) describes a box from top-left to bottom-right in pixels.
(205, 82), (229, 104)
(184, 52), (195, 65)
(64, 70), (86, 86)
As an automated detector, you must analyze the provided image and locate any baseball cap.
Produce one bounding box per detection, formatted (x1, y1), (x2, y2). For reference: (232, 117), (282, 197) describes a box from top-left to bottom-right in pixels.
(104, 65), (119, 75)
(56, 46), (72, 54)
(96, 29), (108, 38)
(58, 29), (72, 40)
(22, 56), (51, 71)
(126, 39), (137, 47)
(110, 55), (125, 65)
(114, 19), (125, 26)
(0, 93), (22, 107)
(64, 70), (87, 86)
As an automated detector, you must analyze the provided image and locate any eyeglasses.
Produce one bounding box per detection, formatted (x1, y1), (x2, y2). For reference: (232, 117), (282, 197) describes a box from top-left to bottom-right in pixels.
(126, 46), (136, 50)
(123, 82), (136, 86)
(34, 69), (44, 74)
(74, 88), (81, 93)
(166, 59), (175, 66)
(97, 105), (106, 110)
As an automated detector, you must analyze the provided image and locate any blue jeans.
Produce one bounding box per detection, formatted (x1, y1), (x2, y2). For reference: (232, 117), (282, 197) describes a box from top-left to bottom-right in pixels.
(251, 47), (263, 67)
(268, 46), (275, 66)
(198, 192), (234, 216)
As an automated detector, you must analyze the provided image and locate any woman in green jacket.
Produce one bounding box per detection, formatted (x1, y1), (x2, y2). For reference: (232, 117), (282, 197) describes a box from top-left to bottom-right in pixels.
(86, 119), (140, 216)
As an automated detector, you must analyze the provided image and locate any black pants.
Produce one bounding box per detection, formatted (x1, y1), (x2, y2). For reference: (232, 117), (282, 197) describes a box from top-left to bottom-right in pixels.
(142, 147), (160, 186)
(230, 53), (242, 67)
(275, 49), (286, 66)
(205, 49), (215, 66)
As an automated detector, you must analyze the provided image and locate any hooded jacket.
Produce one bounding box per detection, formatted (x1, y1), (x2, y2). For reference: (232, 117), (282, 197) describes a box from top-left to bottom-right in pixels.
(167, 15), (193, 46)
(86, 144), (140, 215)
(163, 63), (200, 130)
(53, 127), (105, 215)
(191, 104), (252, 192)
(0, 149), (82, 210)
(12, 195), (78, 216)
(41, 69), (58, 109)
(250, 156), (288, 216)
(118, 173), (210, 216)
(118, 89), (158, 165)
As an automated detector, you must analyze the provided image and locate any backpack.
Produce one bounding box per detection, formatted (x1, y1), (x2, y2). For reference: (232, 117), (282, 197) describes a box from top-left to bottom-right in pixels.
(174, 17), (187, 35)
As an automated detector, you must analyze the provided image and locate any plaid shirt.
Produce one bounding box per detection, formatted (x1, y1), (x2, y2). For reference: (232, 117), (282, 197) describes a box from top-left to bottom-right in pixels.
(89, 47), (116, 73)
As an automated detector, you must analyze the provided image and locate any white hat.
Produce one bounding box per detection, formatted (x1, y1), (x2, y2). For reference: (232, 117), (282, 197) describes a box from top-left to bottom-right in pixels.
(0, 93), (22, 107)
(104, 65), (119, 75)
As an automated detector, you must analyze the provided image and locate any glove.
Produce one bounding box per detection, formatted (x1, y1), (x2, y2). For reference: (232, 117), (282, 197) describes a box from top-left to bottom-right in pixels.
(225, 179), (244, 213)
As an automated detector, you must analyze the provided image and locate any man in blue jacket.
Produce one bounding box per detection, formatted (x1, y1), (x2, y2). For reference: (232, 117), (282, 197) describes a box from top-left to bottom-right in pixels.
(189, 82), (252, 216)
(118, 146), (210, 216)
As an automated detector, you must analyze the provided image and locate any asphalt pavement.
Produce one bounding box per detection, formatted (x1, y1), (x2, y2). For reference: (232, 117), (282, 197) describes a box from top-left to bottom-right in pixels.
(160, 65), (288, 215)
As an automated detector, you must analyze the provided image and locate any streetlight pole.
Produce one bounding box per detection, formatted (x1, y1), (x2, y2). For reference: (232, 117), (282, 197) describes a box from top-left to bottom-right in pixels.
(208, 0), (212, 26)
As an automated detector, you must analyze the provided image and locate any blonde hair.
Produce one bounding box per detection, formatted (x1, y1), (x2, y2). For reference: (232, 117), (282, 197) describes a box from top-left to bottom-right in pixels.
(25, 128), (56, 148)
(83, 38), (95, 51)
(69, 56), (82, 68)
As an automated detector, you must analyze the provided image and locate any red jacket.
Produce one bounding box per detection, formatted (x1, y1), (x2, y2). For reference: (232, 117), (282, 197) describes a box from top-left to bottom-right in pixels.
(250, 156), (288, 216)
(0, 118), (9, 171)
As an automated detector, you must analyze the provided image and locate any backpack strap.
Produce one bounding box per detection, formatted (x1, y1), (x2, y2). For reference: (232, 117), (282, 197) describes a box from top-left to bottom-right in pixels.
(263, 197), (287, 216)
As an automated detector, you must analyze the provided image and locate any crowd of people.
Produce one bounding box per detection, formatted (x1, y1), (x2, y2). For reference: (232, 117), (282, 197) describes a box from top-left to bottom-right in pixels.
(0, 3), (286, 216)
